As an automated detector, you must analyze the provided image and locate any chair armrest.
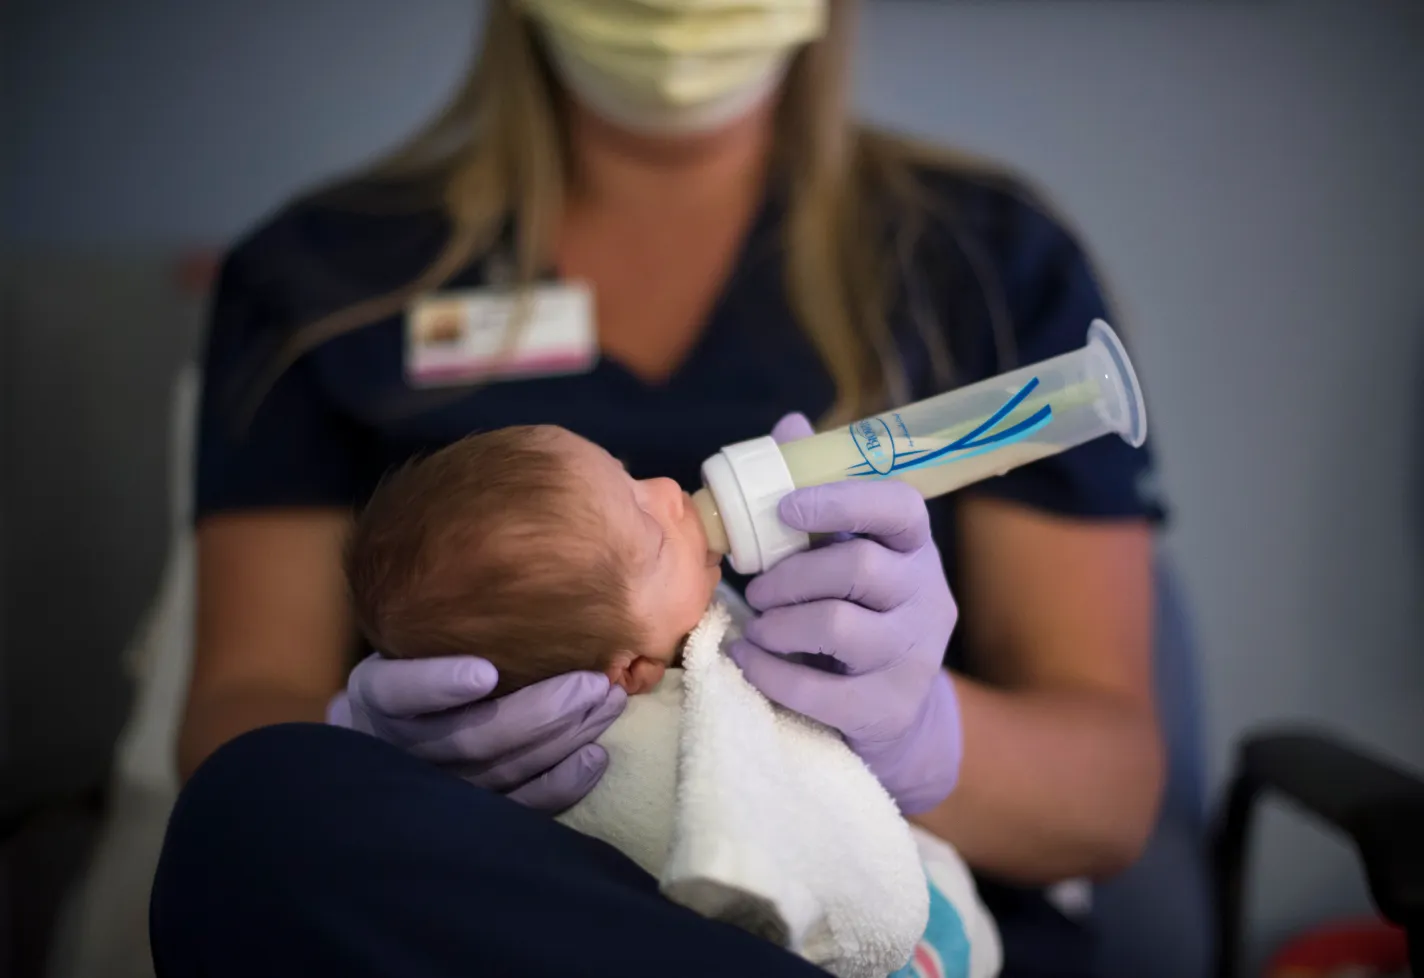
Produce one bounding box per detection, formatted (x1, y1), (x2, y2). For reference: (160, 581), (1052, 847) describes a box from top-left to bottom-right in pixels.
(1211, 726), (1424, 978)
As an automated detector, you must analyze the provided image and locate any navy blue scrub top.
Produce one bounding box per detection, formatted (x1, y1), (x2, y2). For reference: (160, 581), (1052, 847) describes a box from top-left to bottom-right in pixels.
(198, 166), (1165, 643)
(197, 165), (1167, 973)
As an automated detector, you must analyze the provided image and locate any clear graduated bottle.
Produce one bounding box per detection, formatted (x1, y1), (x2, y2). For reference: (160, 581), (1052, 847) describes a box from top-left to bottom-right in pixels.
(693, 319), (1147, 575)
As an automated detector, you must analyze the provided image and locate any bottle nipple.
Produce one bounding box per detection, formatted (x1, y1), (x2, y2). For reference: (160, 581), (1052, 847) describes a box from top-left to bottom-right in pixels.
(692, 487), (730, 556)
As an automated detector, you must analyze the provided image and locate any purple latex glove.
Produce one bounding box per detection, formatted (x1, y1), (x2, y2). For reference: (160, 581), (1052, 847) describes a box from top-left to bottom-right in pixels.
(327, 655), (626, 813)
(730, 412), (963, 815)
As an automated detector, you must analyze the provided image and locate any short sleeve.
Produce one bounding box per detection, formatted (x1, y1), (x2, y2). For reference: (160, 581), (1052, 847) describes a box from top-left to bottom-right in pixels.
(194, 244), (368, 519)
(965, 197), (1167, 523)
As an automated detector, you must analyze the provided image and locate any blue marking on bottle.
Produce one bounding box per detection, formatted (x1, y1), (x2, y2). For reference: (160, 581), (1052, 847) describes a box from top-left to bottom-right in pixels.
(846, 377), (1051, 478)
(849, 417), (898, 476)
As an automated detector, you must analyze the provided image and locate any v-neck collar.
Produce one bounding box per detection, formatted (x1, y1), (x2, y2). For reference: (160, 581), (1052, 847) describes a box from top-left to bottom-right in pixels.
(468, 188), (790, 397)
(597, 194), (786, 394)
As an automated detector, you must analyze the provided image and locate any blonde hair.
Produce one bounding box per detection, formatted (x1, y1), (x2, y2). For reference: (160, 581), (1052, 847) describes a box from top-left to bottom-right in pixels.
(249, 0), (1022, 425)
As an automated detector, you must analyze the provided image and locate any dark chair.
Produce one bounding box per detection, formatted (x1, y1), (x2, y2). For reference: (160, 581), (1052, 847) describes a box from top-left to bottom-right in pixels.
(1096, 557), (1424, 977)
(1212, 729), (1424, 977)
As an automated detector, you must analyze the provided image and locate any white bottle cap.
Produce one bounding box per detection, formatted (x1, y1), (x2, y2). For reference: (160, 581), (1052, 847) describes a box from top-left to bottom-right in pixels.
(700, 435), (810, 575)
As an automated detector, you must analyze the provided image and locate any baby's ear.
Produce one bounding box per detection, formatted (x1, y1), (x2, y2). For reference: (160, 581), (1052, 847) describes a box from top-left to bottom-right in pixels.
(626, 657), (667, 695)
(604, 652), (666, 695)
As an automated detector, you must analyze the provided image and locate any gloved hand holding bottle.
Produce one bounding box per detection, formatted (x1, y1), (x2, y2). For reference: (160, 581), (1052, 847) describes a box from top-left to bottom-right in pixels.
(699, 324), (1147, 811)
(728, 413), (964, 815)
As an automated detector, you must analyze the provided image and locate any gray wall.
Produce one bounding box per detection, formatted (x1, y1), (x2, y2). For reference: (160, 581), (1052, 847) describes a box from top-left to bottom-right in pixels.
(1, 255), (201, 783)
(4, 0), (1423, 963)
(3, 0), (476, 246)
(1, 271), (10, 775)
(2, 0), (17, 773)
(859, 0), (1424, 954)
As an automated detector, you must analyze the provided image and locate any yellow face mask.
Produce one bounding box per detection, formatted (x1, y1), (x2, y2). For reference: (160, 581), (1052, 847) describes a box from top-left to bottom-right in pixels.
(518, 0), (828, 133)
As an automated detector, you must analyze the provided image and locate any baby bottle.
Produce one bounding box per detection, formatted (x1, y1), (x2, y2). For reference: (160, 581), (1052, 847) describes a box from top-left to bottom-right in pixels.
(693, 319), (1147, 574)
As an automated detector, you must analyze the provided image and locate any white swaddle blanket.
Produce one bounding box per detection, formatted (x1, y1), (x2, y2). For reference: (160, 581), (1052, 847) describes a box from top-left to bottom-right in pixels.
(557, 592), (1002, 978)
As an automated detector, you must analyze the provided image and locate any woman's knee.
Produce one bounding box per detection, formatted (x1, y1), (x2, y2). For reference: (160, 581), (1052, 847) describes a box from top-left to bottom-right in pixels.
(168, 723), (393, 839)
(154, 724), (425, 910)
(154, 721), (529, 897)
(187, 721), (404, 799)
(152, 724), (394, 968)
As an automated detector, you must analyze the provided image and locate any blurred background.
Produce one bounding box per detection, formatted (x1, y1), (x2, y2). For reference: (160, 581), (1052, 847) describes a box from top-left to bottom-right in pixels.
(2, 0), (1422, 976)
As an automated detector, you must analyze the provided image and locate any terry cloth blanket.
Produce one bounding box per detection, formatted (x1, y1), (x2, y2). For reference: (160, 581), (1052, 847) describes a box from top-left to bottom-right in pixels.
(558, 589), (1002, 978)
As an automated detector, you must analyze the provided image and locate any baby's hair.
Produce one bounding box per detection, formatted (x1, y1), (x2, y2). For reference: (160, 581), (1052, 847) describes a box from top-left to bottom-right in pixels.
(346, 426), (645, 697)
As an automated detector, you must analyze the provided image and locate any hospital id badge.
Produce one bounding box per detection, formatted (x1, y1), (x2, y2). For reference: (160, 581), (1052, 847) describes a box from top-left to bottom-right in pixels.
(405, 282), (597, 387)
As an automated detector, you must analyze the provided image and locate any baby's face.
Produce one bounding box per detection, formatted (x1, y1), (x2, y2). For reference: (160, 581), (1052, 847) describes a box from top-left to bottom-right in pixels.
(556, 430), (723, 681)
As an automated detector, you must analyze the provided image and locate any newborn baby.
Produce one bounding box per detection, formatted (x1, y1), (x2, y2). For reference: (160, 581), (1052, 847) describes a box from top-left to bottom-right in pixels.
(346, 425), (723, 697)
(348, 424), (1004, 978)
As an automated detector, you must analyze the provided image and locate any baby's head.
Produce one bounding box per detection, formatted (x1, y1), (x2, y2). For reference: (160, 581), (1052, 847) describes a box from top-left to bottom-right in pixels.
(346, 426), (722, 697)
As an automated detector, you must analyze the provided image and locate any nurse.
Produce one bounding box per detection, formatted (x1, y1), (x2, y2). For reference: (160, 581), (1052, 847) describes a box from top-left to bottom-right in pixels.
(164, 0), (1167, 975)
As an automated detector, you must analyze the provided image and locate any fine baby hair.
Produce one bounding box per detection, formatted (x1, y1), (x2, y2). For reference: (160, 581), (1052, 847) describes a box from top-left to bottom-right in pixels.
(345, 426), (645, 698)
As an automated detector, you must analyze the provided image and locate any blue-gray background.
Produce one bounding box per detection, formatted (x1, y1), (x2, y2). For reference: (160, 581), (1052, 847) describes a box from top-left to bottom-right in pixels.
(3, 0), (1423, 968)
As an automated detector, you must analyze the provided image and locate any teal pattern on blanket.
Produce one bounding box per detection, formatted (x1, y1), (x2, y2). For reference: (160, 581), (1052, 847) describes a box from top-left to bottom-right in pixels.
(888, 876), (970, 978)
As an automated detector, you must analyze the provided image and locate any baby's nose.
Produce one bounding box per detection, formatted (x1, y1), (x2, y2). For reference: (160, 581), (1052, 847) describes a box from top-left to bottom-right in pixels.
(643, 477), (685, 507)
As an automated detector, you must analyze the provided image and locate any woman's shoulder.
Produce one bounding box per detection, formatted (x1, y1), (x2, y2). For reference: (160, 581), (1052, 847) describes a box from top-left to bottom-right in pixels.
(220, 174), (453, 316)
(863, 133), (1165, 523)
(862, 129), (1121, 377)
(866, 130), (1090, 276)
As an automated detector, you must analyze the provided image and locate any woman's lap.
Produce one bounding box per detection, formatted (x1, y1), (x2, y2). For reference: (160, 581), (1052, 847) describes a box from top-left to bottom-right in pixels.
(150, 723), (824, 978)
(978, 881), (1098, 978)
(150, 723), (1095, 978)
